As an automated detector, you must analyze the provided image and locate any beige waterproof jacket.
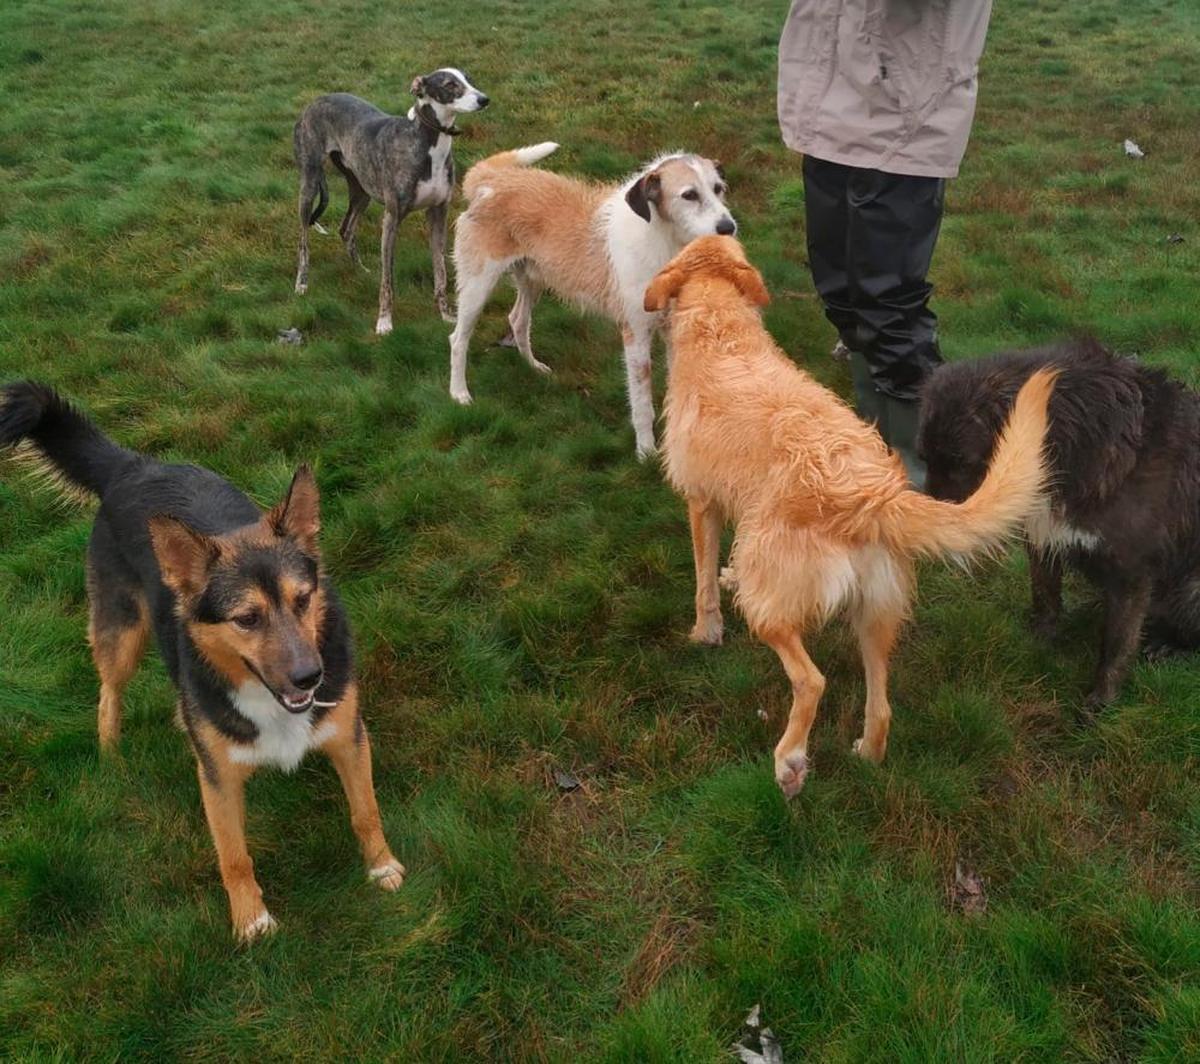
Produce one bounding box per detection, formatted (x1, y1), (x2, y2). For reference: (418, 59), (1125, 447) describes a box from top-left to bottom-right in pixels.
(778, 0), (993, 179)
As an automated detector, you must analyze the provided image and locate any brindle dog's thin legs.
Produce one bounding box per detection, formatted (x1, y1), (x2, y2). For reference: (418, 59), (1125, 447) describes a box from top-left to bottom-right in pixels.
(427, 202), (453, 322)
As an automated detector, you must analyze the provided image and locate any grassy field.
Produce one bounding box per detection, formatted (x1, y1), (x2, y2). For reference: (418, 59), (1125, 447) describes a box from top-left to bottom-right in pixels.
(2, 0), (1199, 1058)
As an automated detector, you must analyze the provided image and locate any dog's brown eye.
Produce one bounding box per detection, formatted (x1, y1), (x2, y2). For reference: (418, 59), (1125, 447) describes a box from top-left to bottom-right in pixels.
(232, 611), (262, 631)
(681, 189), (700, 202)
(714, 184), (726, 196)
(294, 591), (311, 614)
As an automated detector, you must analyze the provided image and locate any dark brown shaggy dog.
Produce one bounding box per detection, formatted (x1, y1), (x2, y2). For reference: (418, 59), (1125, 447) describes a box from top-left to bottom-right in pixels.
(918, 338), (1200, 711)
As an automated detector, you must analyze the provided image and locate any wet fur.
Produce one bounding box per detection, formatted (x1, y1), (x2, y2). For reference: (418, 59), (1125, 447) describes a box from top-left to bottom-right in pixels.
(919, 337), (1200, 710)
(649, 238), (1056, 796)
(0, 381), (405, 942)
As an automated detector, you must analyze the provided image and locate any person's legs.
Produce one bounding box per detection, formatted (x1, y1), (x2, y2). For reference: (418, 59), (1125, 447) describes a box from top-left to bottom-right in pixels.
(802, 156), (860, 351)
(844, 167), (947, 486)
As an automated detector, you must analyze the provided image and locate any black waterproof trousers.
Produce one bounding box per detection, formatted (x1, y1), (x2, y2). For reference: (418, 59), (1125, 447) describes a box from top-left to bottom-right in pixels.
(802, 155), (946, 401)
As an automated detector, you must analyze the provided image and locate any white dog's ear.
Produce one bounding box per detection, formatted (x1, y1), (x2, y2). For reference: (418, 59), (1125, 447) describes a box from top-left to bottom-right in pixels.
(644, 262), (685, 312)
(410, 76), (425, 97)
(625, 171), (662, 223)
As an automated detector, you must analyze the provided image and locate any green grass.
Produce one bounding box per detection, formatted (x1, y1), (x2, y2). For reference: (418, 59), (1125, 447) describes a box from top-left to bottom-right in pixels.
(2, 0), (1199, 1058)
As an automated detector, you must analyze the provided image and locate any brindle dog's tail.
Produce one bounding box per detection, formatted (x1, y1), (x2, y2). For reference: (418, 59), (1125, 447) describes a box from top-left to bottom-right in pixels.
(0, 380), (137, 502)
(307, 174), (329, 227)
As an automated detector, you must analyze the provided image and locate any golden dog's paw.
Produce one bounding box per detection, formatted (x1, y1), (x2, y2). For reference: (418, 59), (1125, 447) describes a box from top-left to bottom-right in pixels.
(718, 566), (737, 591)
(689, 616), (724, 646)
(774, 749), (810, 799)
(852, 737), (885, 764)
(235, 909), (278, 944)
(369, 860), (406, 892)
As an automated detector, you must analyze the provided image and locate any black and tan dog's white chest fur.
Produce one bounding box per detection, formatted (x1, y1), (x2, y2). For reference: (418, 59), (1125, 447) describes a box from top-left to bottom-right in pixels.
(0, 382), (405, 943)
(293, 67), (490, 333)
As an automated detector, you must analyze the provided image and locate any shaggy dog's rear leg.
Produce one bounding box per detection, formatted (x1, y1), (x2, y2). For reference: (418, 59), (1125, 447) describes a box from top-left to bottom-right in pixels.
(1085, 577), (1153, 713)
(759, 627), (826, 798)
(507, 264), (550, 375)
(687, 496), (724, 645)
(87, 532), (149, 752)
(1027, 542), (1064, 639)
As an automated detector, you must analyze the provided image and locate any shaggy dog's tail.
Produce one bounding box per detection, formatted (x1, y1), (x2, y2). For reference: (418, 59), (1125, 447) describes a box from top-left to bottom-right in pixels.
(0, 381), (136, 502)
(878, 368), (1058, 560)
(463, 142), (559, 201)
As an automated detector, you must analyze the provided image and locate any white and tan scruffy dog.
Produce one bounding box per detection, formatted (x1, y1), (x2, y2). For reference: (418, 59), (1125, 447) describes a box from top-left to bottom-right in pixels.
(447, 144), (736, 458)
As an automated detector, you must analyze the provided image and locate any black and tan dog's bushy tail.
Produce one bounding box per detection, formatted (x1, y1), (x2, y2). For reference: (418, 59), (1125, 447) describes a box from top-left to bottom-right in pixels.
(878, 368), (1058, 561)
(462, 142), (559, 202)
(0, 380), (136, 502)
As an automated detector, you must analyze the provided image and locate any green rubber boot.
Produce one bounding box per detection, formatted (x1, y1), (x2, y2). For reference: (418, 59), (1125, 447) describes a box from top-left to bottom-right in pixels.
(848, 351), (926, 490)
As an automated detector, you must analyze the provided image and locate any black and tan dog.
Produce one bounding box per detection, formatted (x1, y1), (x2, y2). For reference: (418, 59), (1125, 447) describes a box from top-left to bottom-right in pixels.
(0, 382), (404, 941)
(918, 338), (1200, 711)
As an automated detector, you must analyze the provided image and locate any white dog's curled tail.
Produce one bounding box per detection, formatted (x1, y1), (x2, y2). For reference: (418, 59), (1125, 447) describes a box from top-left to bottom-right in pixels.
(463, 142), (559, 200)
(514, 142), (559, 166)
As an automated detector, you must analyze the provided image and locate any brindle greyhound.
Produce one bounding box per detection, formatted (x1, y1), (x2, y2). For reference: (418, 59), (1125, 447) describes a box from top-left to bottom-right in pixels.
(293, 68), (490, 333)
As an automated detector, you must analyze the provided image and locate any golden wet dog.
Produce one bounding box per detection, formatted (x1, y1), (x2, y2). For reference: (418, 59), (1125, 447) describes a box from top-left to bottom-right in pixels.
(646, 237), (1056, 796)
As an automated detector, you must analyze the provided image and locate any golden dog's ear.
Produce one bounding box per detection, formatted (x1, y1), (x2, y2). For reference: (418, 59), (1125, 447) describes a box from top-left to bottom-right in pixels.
(267, 464), (321, 551)
(644, 264), (686, 312)
(731, 263), (771, 307)
(149, 516), (220, 597)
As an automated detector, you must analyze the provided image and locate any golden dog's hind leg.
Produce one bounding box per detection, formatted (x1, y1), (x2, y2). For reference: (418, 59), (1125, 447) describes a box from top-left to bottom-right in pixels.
(688, 497), (725, 645)
(852, 609), (902, 763)
(759, 627), (826, 798)
(195, 754), (275, 943)
(320, 687), (405, 891)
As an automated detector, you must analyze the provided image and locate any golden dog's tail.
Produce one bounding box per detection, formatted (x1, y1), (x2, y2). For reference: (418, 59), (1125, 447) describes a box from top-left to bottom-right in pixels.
(462, 142), (559, 201)
(878, 367), (1057, 561)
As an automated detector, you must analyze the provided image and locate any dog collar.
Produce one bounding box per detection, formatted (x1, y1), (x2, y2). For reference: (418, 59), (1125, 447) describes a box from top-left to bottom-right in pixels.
(415, 105), (460, 137)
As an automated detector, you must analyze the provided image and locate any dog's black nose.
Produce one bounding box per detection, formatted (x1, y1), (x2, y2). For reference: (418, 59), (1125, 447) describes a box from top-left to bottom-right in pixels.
(290, 666), (323, 692)
(477, 94), (490, 108)
(716, 217), (736, 236)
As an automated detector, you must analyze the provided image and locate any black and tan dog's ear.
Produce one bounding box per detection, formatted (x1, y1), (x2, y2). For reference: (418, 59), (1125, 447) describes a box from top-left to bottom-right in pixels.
(410, 76), (425, 97)
(644, 263), (686, 312)
(268, 464), (321, 550)
(149, 516), (220, 597)
(731, 263), (770, 307)
(625, 171), (663, 223)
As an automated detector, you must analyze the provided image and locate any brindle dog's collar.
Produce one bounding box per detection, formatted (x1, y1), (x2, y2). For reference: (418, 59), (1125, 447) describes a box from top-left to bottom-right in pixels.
(415, 104), (460, 137)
